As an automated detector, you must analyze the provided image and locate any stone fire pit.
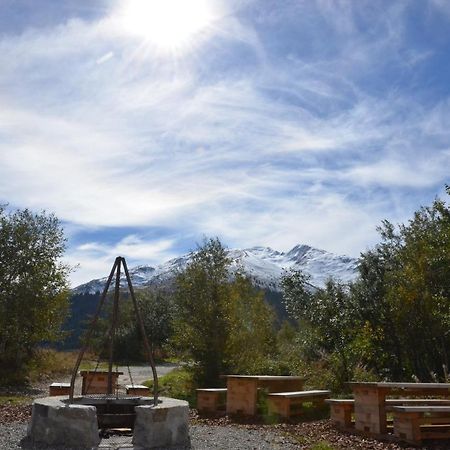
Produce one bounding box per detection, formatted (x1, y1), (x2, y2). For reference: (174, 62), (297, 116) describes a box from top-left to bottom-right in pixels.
(27, 395), (190, 448)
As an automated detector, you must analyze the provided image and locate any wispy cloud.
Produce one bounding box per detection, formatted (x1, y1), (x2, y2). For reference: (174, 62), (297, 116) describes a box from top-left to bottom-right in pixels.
(0, 0), (449, 285)
(66, 235), (177, 286)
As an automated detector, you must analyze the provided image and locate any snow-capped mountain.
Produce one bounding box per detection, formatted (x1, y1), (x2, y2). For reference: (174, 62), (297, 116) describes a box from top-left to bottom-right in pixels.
(73, 244), (358, 295)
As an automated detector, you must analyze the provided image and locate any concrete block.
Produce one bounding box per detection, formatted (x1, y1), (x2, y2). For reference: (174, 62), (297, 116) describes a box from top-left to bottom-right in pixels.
(27, 396), (100, 448)
(133, 397), (190, 449)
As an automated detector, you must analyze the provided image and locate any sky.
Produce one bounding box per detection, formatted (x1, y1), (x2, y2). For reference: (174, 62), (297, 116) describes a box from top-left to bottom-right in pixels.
(1, 0), (449, 287)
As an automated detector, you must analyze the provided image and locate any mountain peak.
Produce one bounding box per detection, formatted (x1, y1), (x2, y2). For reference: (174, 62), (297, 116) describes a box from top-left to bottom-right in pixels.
(73, 244), (358, 294)
(286, 244), (314, 260)
(240, 246), (283, 259)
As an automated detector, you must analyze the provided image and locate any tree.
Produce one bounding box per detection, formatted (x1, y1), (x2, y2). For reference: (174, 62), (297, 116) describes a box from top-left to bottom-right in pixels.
(172, 237), (277, 385)
(84, 289), (174, 363)
(173, 238), (232, 385)
(385, 198), (450, 379)
(280, 188), (450, 387)
(281, 271), (356, 388)
(226, 274), (276, 374)
(138, 290), (174, 356)
(0, 206), (70, 380)
(353, 195), (450, 381)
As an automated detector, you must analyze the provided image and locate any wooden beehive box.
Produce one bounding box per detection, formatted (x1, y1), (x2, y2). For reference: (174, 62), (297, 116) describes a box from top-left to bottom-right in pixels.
(80, 370), (123, 395)
(49, 382), (71, 396)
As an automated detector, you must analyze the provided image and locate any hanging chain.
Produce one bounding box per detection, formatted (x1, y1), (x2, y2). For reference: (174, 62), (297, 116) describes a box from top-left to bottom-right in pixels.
(127, 363), (135, 389)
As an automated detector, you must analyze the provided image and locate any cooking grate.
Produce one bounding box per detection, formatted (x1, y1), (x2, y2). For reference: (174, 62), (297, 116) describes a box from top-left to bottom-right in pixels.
(80, 394), (144, 400)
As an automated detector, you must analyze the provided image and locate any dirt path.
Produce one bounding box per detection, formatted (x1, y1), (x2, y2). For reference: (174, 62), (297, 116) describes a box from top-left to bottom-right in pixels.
(114, 362), (178, 386)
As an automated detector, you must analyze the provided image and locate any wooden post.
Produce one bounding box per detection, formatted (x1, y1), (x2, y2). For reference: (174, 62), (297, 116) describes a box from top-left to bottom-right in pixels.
(393, 411), (421, 444)
(226, 377), (258, 415)
(353, 385), (387, 434)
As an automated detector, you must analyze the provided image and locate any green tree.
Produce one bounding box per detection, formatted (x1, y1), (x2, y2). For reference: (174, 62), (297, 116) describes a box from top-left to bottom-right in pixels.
(138, 290), (174, 355)
(281, 271), (359, 389)
(353, 194), (450, 381)
(226, 274), (276, 374)
(0, 207), (70, 380)
(280, 188), (450, 386)
(85, 290), (174, 363)
(173, 238), (277, 385)
(386, 198), (450, 379)
(350, 222), (407, 379)
(173, 238), (232, 385)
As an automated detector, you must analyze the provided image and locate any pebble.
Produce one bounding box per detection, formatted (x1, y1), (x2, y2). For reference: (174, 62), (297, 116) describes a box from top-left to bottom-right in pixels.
(0, 422), (299, 450)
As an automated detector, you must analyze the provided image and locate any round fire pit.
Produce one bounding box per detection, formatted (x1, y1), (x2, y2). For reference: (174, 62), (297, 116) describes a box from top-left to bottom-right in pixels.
(27, 395), (190, 449)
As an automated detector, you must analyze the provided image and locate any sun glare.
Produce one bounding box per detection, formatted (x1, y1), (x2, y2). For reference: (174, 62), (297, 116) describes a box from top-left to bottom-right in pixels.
(118, 0), (216, 52)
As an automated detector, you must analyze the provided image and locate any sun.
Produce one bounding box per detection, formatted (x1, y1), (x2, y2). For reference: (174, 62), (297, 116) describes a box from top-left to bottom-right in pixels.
(117, 0), (216, 52)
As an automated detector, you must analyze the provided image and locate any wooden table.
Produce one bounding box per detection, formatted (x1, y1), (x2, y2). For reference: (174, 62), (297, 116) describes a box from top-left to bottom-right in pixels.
(226, 375), (305, 415)
(349, 382), (450, 435)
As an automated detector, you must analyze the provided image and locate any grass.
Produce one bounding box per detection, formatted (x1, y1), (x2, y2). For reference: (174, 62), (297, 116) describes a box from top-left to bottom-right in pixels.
(0, 349), (107, 388)
(28, 349), (113, 379)
(79, 360), (109, 371)
(0, 349), (80, 386)
(26, 348), (79, 381)
(311, 442), (336, 450)
(286, 431), (336, 450)
(144, 366), (196, 406)
(259, 392), (329, 424)
(0, 395), (30, 406)
(296, 402), (330, 421)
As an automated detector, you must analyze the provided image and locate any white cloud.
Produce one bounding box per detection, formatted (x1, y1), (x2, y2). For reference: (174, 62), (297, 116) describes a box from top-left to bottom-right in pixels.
(0, 1), (449, 285)
(96, 51), (114, 65)
(65, 235), (177, 287)
(343, 156), (450, 188)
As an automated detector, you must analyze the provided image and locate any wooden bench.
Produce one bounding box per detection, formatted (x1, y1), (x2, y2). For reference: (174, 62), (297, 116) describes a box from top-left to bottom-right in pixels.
(196, 388), (227, 414)
(392, 405), (450, 445)
(349, 381), (450, 436)
(126, 384), (150, 396)
(49, 382), (70, 396)
(327, 398), (450, 429)
(267, 390), (330, 419)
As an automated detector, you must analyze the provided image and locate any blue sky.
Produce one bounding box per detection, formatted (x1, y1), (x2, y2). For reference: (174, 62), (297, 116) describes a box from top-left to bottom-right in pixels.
(1, 0), (449, 286)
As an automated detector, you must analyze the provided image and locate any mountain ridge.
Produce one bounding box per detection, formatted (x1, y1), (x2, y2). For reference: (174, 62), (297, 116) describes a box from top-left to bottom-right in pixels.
(73, 244), (358, 295)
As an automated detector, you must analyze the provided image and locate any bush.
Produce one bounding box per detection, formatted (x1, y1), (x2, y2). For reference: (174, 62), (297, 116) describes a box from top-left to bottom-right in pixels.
(145, 367), (196, 406)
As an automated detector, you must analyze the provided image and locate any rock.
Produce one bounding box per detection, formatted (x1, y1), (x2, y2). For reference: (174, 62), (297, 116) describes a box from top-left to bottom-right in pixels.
(133, 397), (190, 449)
(27, 396), (100, 448)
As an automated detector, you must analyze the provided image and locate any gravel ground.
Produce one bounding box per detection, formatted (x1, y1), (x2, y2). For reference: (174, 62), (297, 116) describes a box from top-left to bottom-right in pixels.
(0, 421), (297, 450)
(2, 405), (450, 450)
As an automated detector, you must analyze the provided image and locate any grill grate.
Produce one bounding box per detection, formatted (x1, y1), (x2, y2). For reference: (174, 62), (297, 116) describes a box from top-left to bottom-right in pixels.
(80, 394), (143, 400)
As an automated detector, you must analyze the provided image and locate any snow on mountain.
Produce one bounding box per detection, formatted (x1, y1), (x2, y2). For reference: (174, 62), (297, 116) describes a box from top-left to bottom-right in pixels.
(285, 244), (357, 287)
(72, 244), (358, 295)
(73, 265), (157, 295)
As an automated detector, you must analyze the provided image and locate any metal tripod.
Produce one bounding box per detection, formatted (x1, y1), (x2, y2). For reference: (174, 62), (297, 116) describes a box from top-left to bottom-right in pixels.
(68, 256), (159, 406)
